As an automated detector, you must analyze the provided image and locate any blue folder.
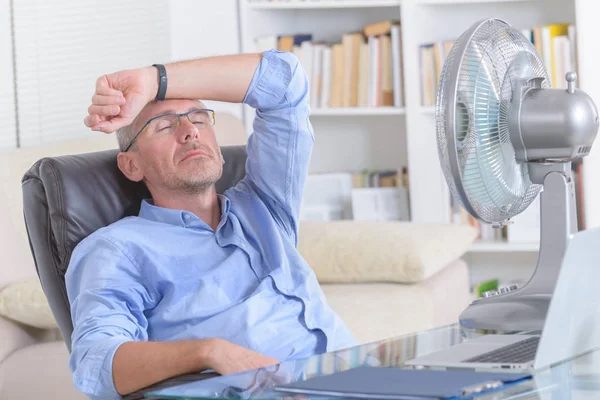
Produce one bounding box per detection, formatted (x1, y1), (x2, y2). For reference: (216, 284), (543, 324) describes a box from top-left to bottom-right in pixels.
(273, 366), (532, 400)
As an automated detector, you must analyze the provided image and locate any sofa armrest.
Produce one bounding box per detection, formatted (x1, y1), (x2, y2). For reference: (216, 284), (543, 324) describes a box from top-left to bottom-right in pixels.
(0, 316), (38, 364)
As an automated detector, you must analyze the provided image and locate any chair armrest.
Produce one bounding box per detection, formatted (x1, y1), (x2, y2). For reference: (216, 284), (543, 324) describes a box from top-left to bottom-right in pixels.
(0, 316), (38, 364)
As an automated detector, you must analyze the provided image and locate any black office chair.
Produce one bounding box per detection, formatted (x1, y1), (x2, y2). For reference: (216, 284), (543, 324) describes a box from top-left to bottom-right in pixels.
(21, 145), (247, 399)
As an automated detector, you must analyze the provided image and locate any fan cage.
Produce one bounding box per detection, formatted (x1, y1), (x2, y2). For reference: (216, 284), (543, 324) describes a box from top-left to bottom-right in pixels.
(436, 19), (546, 224)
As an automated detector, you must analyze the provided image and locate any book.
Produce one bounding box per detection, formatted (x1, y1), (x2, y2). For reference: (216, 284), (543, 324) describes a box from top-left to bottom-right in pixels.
(342, 32), (363, 107)
(363, 20), (400, 37)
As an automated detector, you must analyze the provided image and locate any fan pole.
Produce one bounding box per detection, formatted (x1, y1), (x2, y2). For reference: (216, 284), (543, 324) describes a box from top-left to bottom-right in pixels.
(459, 163), (577, 332)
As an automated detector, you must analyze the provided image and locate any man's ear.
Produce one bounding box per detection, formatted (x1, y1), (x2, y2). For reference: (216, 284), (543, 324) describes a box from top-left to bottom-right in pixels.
(117, 152), (144, 182)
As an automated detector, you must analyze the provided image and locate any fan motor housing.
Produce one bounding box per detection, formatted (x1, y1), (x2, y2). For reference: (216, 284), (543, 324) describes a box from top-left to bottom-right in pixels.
(516, 86), (599, 162)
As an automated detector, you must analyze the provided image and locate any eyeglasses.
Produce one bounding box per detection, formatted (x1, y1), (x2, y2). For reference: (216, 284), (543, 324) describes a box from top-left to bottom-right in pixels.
(124, 108), (216, 152)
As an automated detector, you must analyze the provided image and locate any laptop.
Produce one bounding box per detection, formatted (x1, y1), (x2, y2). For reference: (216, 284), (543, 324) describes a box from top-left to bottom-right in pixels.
(406, 227), (600, 372)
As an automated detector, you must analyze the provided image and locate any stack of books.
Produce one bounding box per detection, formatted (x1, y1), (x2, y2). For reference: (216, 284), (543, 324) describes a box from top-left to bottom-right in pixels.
(523, 23), (578, 89)
(255, 20), (405, 110)
(351, 168), (408, 189)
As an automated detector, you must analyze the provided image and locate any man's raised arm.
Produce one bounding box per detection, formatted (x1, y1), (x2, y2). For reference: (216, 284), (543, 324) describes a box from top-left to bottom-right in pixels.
(84, 52), (262, 133)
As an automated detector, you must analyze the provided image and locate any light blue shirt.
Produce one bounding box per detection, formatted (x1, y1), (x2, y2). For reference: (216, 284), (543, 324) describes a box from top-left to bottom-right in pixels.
(65, 49), (357, 400)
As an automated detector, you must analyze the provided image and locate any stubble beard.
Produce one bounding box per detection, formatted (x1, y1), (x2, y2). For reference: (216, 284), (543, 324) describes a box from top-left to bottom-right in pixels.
(153, 146), (225, 195)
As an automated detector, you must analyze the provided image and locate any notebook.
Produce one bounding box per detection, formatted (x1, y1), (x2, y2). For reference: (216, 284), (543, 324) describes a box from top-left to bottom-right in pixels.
(273, 366), (532, 400)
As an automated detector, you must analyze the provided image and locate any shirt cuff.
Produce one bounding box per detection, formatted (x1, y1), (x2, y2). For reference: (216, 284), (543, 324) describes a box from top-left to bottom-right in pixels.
(72, 336), (131, 400)
(243, 49), (295, 111)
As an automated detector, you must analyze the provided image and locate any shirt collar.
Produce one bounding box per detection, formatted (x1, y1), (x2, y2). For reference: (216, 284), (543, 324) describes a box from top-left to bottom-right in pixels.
(139, 194), (231, 228)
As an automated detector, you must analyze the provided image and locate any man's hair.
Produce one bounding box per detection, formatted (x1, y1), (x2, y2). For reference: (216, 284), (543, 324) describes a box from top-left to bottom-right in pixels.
(116, 124), (135, 152)
(115, 100), (158, 152)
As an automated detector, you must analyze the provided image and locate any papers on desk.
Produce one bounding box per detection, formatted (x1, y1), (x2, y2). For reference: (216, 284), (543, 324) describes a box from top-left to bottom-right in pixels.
(273, 366), (532, 400)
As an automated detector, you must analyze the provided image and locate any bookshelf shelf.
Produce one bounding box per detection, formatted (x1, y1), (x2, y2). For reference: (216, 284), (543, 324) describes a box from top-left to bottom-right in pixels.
(469, 241), (540, 253)
(247, 0), (400, 9)
(416, 0), (535, 4)
(311, 107), (406, 116)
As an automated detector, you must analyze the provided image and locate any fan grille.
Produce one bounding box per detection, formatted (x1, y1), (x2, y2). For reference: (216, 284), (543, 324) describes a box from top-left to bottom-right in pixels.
(436, 19), (547, 223)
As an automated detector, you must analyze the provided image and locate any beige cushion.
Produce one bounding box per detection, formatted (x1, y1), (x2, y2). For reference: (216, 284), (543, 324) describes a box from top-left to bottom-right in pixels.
(0, 277), (58, 330)
(322, 258), (470, 344)
(298, 221), (477, 283)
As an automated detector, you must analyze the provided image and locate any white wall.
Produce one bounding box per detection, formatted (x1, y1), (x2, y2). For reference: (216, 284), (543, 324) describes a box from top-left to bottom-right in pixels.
(169, 0), (244, 123)
(12, 0), (170, 147)
(576, 0), (600, 229)
(0, 0), (17, 150)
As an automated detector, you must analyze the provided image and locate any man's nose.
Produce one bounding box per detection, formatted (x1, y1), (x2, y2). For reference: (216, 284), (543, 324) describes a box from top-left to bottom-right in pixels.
(177, 117), (199, 142)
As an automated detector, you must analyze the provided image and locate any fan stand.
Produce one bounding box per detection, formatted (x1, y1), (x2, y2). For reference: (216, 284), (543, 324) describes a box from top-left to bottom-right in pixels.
(459, 162), (577, 332)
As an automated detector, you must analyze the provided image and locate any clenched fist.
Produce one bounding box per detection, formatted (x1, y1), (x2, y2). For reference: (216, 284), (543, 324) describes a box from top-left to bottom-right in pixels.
(85, 67), (158, 133)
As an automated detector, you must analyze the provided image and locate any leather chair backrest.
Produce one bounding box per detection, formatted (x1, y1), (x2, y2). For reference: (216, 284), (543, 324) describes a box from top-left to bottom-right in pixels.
(21, 146), (247, 351)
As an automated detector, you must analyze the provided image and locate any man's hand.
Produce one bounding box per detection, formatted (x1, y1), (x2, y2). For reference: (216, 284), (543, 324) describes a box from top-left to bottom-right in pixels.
(85, 67), (158, 133)
(206, 338), (280, 375)
(112, 338), (279, 396)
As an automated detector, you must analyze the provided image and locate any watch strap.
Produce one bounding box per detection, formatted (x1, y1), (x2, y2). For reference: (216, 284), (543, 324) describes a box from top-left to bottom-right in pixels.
(152, 64), (167, 101)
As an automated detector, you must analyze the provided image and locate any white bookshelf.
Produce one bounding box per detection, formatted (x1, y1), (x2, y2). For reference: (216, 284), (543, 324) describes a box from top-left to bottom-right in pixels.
(238, 0), (593, 264)
(416, 0), (536, 4)
(247, 0), (400, 9)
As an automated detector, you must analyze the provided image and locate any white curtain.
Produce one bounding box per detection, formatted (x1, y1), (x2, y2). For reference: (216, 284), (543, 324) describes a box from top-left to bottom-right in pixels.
(12, 0), (171, 147)
(0, 0), (17, 150)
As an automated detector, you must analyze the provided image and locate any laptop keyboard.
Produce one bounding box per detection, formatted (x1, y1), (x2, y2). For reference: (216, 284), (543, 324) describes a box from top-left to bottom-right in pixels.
(464, 336), (540, 364)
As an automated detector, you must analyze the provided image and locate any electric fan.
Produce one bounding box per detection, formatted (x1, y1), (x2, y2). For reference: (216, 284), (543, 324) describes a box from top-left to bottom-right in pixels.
(437, 18), (599, 331)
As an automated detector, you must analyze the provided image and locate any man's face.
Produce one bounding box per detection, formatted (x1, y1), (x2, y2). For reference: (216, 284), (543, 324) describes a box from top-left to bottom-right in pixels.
(118, 99), (223, 194)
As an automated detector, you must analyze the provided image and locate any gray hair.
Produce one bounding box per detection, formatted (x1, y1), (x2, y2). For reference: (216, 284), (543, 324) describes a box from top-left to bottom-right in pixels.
(116, 124), (135, 152)
(115, 101), (157, 152)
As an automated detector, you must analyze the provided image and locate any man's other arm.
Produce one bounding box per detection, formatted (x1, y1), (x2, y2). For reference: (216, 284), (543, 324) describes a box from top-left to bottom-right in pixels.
(66, 236), (277, 399)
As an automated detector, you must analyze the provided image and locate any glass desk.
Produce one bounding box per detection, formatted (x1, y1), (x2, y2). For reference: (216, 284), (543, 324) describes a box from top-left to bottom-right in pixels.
(143, 323), (600, 399)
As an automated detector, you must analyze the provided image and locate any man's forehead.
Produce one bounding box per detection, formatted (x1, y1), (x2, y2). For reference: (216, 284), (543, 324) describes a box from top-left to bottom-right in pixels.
(135, 99), (206, 129)
(146, 99), (205, 117)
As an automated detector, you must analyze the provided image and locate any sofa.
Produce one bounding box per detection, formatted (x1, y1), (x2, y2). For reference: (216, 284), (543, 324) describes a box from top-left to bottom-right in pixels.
(0, 113), (476, 399)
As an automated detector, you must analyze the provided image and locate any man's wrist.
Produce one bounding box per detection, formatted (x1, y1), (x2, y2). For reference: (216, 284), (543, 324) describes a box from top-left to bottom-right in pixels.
(143, 65), (160, 103)
(196, 338), (218, 371)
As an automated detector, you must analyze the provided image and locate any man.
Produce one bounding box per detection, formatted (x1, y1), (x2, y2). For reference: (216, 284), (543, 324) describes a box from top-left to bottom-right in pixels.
(65, 49), (357, 400)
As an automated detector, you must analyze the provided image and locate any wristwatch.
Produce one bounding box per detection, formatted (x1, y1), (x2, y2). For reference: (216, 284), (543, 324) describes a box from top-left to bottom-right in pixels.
(152, 64), (167, 101)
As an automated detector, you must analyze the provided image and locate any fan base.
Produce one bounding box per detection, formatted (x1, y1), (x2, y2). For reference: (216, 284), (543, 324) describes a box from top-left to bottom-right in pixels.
(459, 166), (577, 333)
(459, 294), (550, 332)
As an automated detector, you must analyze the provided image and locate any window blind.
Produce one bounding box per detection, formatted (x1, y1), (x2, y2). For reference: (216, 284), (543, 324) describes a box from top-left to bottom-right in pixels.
(12, 0), (170, 147)
(0, 0), (17, 150)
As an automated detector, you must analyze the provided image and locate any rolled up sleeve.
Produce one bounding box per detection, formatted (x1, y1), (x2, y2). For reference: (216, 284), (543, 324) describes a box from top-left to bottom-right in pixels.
(65, 236), (154, 400)
(240, 49), (314, 244)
